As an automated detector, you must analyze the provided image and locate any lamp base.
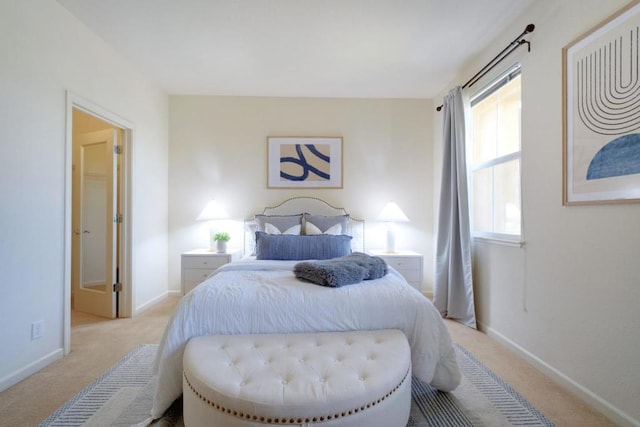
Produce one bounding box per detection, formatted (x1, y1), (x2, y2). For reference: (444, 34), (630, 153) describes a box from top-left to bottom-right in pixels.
(385, 223), (397, 253)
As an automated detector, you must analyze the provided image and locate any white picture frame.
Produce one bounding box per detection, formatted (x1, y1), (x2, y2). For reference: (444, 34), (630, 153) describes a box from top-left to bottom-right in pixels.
(562, 2), (640, 205)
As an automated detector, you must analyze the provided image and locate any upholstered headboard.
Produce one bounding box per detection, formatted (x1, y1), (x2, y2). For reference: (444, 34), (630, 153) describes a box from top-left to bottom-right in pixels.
(244, 196), (365, 256)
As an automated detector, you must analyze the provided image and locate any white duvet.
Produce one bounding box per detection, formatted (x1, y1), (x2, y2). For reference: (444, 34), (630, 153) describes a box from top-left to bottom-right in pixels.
(149, 259), (460, 419)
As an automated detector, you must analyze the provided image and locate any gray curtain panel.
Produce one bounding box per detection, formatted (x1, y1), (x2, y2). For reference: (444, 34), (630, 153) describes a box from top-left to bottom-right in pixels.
(434, 86), (477, 328)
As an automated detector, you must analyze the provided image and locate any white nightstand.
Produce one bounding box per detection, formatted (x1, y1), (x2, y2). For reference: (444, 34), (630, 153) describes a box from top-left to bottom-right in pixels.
(181, 249), (241, 295)
(368, 250), (424, 292)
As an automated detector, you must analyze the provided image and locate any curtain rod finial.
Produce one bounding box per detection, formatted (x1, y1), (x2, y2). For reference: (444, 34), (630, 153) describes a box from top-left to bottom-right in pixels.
(525, 23), (535, 33)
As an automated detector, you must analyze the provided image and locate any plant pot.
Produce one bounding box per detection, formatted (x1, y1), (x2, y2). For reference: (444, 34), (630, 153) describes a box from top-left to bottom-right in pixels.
(215, 240), (228, 253)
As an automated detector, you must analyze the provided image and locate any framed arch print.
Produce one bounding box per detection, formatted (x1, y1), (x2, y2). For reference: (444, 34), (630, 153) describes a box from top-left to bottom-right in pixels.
(562, 1), (640, 205)
(267, 137), (343, 189)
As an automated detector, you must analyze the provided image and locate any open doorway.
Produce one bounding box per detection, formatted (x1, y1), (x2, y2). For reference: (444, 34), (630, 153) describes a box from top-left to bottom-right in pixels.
(64, 92), (133, 355)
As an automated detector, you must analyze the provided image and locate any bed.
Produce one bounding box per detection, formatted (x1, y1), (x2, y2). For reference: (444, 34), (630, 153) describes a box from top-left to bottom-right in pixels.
(149, 197), (461, 420)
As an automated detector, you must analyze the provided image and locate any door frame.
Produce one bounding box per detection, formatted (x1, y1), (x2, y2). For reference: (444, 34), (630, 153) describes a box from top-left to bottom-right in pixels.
(64, 91), (134, 355)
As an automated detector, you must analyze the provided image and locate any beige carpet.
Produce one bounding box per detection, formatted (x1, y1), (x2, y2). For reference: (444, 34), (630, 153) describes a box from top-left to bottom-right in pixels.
(0, 296), (613, 427)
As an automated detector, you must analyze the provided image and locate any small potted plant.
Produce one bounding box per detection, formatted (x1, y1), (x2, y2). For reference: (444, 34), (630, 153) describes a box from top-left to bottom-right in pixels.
(213, 231), (230, 253)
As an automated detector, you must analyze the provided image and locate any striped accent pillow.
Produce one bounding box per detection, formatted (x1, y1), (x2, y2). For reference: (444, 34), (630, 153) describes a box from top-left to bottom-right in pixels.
(255, 232), (352, 260)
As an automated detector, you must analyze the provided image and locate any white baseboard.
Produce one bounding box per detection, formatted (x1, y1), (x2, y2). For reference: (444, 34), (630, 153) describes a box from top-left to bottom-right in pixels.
(134, 290), (182, 316)
(134, 291), (170, 315)
(478, 320), (638, 427)
(0, 348), (63, 392)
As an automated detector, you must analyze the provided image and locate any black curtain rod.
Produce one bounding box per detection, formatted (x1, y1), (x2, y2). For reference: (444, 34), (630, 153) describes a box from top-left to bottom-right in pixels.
(436, 23), (535, 111)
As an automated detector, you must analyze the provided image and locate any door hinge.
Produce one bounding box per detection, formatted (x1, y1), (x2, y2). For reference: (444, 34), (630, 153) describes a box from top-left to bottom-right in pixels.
(114, 145), (122, 154)
(113, 282), (123, 292)
(113, 213), (123, 223)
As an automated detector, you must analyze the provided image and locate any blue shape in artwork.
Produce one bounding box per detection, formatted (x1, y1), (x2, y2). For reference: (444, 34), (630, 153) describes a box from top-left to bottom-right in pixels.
(586, 134), (640, 180)
(280, 144), (330, 181)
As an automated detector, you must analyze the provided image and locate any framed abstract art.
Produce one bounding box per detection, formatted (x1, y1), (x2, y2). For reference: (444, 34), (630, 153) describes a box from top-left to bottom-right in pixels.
(562, 1), (640, 205)
(267, 137), (343, 189)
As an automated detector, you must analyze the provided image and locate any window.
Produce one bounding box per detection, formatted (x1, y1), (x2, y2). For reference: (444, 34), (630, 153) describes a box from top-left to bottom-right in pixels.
(468, 67), (522, 241)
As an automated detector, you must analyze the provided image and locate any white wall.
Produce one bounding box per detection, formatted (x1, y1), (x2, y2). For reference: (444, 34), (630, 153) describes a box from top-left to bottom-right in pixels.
(0, 0), (169, 391)
(433, 1), (640, 425)
(168, 96), (434, 293)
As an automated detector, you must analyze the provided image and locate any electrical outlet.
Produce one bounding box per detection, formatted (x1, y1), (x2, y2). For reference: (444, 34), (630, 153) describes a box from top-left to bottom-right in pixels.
(31, 321), (43, 340)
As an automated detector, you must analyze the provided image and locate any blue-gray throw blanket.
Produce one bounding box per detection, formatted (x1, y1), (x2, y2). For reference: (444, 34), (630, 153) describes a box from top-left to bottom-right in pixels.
(293, 252), (388, 287)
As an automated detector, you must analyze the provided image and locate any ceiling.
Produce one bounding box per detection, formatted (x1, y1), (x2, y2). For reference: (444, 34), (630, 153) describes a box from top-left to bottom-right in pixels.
(57, 0), (534, 99)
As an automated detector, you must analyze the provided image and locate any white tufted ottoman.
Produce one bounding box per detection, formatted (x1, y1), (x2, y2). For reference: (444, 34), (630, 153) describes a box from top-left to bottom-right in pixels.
(182, 329), (412, 427)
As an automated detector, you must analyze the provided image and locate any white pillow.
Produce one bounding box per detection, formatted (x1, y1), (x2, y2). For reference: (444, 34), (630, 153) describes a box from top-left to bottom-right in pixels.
(264, 222), (301, 235)
(305, 221), (342, 235)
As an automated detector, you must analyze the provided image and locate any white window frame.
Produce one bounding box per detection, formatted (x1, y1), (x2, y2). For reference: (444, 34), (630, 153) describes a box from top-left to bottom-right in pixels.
(467, 65), (523, 245)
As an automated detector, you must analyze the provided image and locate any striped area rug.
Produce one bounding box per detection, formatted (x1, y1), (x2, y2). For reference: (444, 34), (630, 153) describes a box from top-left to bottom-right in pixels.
(410, 345), (554, 426)
(40, 344), (554, 426)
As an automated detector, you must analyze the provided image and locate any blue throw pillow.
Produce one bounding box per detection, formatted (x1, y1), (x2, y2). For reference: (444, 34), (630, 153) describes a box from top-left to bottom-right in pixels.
(255, 214), (303, 233)
(303, 213), (349, 235)
(255, 232), (352, 260)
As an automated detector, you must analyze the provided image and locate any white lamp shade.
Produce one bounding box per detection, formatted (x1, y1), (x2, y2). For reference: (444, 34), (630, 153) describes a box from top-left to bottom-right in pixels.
(197, 200), (230, 221)
(376, 201), (409, 222)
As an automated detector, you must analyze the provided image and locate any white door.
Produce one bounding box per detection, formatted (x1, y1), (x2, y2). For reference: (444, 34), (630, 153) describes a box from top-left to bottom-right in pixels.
(73, 129), (118, 318)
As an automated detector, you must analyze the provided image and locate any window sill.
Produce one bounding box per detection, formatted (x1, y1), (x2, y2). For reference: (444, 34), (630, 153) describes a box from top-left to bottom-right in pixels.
(472, 235), (524, 248)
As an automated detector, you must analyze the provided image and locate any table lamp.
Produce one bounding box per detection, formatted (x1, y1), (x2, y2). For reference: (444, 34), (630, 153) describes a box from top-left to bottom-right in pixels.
(197, 199), (230, 252)
(376, 201), (409, 253)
